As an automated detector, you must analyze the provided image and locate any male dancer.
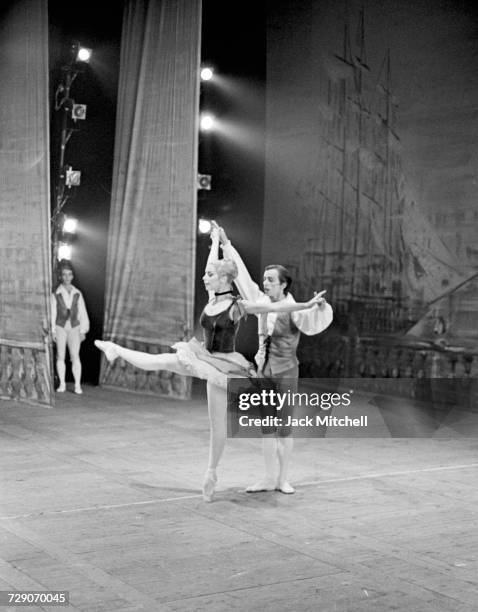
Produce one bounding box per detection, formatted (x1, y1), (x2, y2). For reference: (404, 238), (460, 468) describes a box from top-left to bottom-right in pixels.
(52, 261), (89, 394)
(216, 223), (333, 493)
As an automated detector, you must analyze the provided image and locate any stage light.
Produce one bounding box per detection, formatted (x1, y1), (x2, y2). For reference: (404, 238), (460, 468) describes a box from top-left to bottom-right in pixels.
(198, 219), (212, 234)
(197, 173), (212, 190)
(201, 67), (214, 81)
(200, 114), (215, 131)
(58, 244), (72, 260)
(76, 46), (92, 62)
(65, 167), (81, 187)
(63, 217), (78, 234)
(72, 104), (87, 120)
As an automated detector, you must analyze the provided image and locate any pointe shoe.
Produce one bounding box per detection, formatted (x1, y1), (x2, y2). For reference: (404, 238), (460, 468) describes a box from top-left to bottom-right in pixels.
(276, 481), (295, 494)
(94, 340), (118, 362)
(202, 469), (217, 502)
(245, 479), (276, 493)
(74, 386), (83, 395)
(56, 384), (66, 393)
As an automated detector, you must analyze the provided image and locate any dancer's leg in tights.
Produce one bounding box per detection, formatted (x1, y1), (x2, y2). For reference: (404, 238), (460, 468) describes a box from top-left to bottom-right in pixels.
(202, 381), (227, 502)
(245, 435), (277, 492)
(277, 436), (294, 494)
(95, 341), (190, 375)
(246, 365), (297, 494)
(95, 340), (227, 385)
(67, 327), (82, 393)
(55, 326), (67, 391)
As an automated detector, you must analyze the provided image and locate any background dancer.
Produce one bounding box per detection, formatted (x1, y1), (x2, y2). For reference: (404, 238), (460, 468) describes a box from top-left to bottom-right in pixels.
(216, 222), (333, 494)
(51, 260), (90, 395)
(96, 227), (325, 501)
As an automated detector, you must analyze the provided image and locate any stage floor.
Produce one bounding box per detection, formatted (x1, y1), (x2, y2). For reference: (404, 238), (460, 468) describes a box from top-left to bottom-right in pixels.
(1, 384), (477, 611)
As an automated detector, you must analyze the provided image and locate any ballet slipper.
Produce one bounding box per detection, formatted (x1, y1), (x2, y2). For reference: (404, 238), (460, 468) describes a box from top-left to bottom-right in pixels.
(245, 478), (276, 493)
(94, 340), (118, 362)
(202, 469), (217, 502)
(56, 384), (66, 393)
(276, 481), (295, 494)
(74, 386), (83, 395)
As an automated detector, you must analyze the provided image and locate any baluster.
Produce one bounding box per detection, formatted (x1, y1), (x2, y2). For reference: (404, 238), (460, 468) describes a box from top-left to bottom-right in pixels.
(463, 355), (473, 377)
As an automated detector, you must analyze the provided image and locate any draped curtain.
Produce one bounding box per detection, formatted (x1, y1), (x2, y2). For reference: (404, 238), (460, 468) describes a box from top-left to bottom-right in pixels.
(0, 0), (52, 405)
(101, 0), (201, 398)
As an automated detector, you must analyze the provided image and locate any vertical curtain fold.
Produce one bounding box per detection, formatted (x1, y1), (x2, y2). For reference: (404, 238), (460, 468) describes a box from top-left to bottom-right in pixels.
(101, 0), (201, 398)
(0, 0), (52, 405)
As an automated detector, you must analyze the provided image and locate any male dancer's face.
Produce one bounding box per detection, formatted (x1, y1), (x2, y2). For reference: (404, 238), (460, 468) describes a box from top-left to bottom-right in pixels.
(263, 268), (286, 302)
(61, 269), (74, 286)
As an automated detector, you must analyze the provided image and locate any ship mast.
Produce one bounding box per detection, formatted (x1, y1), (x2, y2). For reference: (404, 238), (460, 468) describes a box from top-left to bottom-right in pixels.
(384, 49), (393, 294)
(350, 6), (367, 299)
(337, 20), (350, 303)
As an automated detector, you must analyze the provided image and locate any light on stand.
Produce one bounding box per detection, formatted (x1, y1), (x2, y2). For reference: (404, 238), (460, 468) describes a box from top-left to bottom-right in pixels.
(58, 243), (72, 260)
(63, 217), (78, 234)
(76, 46), (92, 62)
(201, 67), (214, 81)
(65, 167), (81, 187)
(200, 114), (215, 131)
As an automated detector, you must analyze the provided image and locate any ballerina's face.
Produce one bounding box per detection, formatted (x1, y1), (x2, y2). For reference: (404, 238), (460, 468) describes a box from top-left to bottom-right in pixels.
(203, 264), (222, 292)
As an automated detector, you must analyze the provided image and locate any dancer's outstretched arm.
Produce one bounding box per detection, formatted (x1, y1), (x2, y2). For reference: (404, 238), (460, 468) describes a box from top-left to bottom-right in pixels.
(215, 223), (333, 335)
(241, 290), (327, 315)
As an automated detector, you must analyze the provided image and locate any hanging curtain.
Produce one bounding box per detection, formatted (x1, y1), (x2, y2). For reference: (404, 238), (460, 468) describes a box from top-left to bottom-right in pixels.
(0, 0), (52, 405)
(101, 0), (201, 398)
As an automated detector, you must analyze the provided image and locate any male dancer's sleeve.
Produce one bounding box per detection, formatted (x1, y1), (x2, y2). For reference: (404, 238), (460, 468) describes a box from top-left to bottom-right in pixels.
(78, 293), (90, 335)
(291, 300), (333, 335)
(51, 293), (57, 336)
(221, 241), (266, 303)
(221, 240), (269, 370)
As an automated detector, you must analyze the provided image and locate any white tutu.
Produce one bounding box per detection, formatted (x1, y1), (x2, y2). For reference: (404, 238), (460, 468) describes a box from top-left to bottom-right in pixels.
(171, 337), (256, 389)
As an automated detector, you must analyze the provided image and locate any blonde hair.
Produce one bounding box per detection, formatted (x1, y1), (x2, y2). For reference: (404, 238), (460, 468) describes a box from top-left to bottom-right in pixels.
(212, 259), (238, 284)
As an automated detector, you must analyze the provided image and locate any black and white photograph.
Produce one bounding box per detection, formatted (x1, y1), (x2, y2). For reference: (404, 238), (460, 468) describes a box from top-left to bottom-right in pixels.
(1, 0), (478, 610)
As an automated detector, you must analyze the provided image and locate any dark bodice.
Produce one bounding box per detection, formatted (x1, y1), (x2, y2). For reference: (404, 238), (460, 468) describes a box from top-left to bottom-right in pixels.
(199, 300), (240, 353)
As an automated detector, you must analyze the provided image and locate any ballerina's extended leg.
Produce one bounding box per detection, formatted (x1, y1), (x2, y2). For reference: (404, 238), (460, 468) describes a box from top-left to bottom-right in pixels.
(97, 340), (183, 369)
(95, 340), (228, 387)
(94, 340), (119, 362)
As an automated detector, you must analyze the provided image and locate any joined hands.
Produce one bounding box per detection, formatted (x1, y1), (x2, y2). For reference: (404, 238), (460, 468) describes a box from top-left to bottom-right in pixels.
(307, 290), (327, 309)
(210, 220), (228, 245)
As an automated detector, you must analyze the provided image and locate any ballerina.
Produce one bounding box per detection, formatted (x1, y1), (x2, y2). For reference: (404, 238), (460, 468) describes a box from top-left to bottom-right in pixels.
(96, 226), (326, 501)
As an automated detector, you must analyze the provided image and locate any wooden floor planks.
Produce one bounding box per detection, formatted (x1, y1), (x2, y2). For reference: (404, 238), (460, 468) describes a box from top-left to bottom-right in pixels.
(0, 384), (477, 611)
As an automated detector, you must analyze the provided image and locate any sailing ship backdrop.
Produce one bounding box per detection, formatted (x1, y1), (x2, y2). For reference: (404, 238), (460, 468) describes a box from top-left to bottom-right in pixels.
(263, 5), (478, 388)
